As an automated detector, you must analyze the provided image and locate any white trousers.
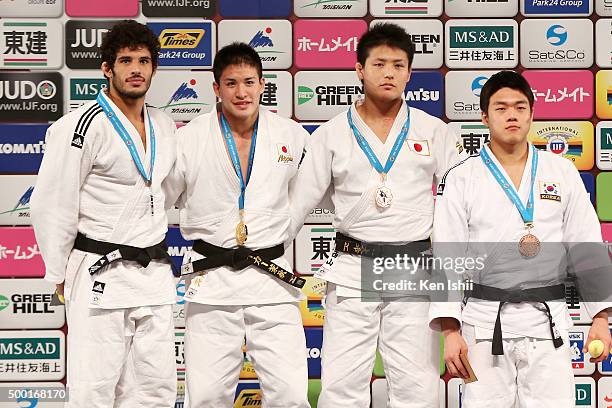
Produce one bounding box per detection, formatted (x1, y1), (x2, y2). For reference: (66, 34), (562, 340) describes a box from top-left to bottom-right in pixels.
(184, 302), (310, 408)
(462, 324), (574, 408)
(64, 264), (176, 408)
(318, 285), (440, 408)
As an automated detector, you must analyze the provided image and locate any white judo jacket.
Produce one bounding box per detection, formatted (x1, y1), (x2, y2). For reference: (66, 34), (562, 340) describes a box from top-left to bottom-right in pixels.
(164, 106), (308, 305)
(289, 102), (466, 293)
(31, 91), (177, 309)
(430, 143), (612, 338)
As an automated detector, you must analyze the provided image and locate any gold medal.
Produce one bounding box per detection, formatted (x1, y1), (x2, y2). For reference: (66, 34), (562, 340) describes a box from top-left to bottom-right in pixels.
(519, 224), (540, 258)
(236, 210), (248, 246)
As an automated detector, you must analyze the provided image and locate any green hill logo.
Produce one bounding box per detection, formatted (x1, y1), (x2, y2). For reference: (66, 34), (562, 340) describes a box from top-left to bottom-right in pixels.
(298, 86), (315, 105)
(0, 295), (10, 312)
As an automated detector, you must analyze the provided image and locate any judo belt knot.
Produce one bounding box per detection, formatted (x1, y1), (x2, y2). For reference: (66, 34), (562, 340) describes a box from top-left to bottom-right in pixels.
(182, 240), (305, 289)
(466, 283), (565, 355)
(73, 232), (179, 277)
(229, 246), (253, 270)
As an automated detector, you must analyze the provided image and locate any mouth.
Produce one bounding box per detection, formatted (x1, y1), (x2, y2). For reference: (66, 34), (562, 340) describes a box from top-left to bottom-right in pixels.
(505, 125), (520, 131)
(234, 101), (251, 108)
(380, 83), (395, 89)
(127, 77), (145, 85)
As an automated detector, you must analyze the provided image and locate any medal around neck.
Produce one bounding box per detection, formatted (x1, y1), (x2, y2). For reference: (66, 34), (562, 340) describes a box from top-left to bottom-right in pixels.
(480, 145), (541, 258)
(220, 112), (258, 246)
(519, 229), (541, 258)
(375, 173), (393, 208)
(236, 218), (248, 246)
(347, 104), (410, 210)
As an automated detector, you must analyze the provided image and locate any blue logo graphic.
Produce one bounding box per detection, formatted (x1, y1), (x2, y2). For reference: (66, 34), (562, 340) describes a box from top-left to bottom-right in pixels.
(220, 0), (291, 17)
(524, 0), (589, 15)
(167, 81), (199, 107)
(176, 281), (186, 305)
(546, 24), (567, 46)
(16, 392), (38, 408)
(471, 76), (489, 97)
(166, 227), (193, 270)
(16, 186), (33, 209)
(404, 71), (444, 117)
(249, 28), (274, 48)
(0, 124), (48, 174)
(305, 327), (322, 378)
(147, 22), (213, 68)
(0, 185), (34, 216)
(580, 172), (595, 205)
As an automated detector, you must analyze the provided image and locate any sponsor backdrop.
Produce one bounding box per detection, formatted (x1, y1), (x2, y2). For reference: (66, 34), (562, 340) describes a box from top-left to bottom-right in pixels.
(0, 1), (611, 407)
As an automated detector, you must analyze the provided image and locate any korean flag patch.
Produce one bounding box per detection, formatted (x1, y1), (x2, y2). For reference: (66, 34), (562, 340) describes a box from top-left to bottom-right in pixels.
(539, 181), (561, 202)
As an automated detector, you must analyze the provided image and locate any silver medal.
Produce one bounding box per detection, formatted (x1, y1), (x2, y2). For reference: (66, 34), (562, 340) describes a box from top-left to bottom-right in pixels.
(375, 185), (393, 208)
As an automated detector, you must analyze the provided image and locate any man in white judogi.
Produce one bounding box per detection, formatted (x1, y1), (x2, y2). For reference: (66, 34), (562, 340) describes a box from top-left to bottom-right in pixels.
(31, 21), (177, 408)
(431, 71), (612, 408)
(288, 23), (466, 407)
(164, 43), (310, 407)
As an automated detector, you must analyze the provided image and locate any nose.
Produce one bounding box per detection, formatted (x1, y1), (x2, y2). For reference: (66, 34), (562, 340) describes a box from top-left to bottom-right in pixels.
(235, 82), (247, 98)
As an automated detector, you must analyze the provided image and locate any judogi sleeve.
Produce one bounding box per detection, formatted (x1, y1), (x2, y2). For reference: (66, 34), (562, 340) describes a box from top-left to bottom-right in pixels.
(288, 126), (333, 241)
(162, 126), (188, 211)
(429, 162), (469, 330)
(561, 160), (612, 318)
(432, 123), (468, 186)
(30, 121), (95, 284)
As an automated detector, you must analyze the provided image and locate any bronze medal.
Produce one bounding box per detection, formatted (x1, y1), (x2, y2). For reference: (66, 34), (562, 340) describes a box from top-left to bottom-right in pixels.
(519, 233), (540, 258)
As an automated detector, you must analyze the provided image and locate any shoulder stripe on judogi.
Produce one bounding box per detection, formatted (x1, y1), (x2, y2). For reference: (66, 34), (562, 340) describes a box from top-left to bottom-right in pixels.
(71, 104), (103, 149)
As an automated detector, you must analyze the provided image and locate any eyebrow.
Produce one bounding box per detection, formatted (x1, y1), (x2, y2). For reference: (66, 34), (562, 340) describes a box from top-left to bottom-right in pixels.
(492, 100), (529, 106)
(223, 77), (257, 81)
(373, 58), (406, 63)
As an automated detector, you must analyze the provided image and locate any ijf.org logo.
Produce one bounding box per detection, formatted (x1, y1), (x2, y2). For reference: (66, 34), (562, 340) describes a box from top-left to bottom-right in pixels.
(0, 186), (33, 217)
(471, 76), (488, 97)
(546, 24), (568, 46)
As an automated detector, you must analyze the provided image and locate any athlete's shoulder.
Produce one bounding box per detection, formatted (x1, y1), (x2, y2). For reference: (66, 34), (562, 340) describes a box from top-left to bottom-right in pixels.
(147, 105), (175, 130)
(436, 154), (480, 195)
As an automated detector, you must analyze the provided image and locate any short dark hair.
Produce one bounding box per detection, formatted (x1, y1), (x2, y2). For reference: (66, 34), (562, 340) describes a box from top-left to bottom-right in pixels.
(100, 20), (160, 70)
(356, 23), (415, 67)
(480, 71), (535, 113)
(213, 42), (263, 83)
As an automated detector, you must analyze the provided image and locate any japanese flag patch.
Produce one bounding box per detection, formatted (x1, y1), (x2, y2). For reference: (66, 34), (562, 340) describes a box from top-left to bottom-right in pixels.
(406, 139), (430, 156)
(539, 181), (561, 202)
(277, 143), (294, 164)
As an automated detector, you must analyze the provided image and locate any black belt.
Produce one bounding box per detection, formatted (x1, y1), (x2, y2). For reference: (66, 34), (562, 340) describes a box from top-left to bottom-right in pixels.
(335, 232), (431, 258)
(73, 232), (179, 277)
(181, 240), (305, 289)
(466, 283), (565, 355)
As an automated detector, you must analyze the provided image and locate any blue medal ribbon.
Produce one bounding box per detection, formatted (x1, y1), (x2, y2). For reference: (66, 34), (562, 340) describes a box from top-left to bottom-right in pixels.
(480, 144), (538, 225)
(347, 104), (411, 178)
(96, 92), (155, 183)
(220, 112), (258, 211)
